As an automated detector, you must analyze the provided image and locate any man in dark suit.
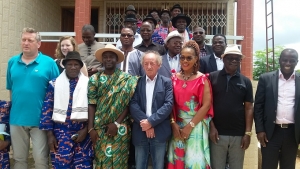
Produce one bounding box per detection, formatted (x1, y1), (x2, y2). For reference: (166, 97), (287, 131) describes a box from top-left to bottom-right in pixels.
(130, 50), (173, 169)
(199, 34), (227, 74)
(192, 26), (213, 58)
(254, 48), (300, 169)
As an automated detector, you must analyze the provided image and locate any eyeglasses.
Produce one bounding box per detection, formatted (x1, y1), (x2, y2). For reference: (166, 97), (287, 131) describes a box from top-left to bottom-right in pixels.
(121, 34), (134, 38)
(225, 57), (241, 62)
(193, 31), (204, 35)
(180, 56), (193, 61)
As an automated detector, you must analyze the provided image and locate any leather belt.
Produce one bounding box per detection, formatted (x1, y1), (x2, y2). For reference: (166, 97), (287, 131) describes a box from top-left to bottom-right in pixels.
(276, 124), (294, 128)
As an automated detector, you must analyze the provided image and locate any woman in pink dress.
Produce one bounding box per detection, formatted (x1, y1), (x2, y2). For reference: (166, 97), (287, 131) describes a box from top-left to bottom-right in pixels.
(168, 40), (214, 169)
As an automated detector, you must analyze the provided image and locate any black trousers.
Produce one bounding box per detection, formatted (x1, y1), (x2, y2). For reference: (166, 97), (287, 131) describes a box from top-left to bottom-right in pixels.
(261, 125), (298, 169)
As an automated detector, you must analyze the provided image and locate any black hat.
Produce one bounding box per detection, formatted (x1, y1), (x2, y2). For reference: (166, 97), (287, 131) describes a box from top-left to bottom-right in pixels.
(171, 13), (191, 28)
(62, 51), (83, 67)
(143, 14), (157, 26)
(170, 4), (183, 12)
(125, 5), (137, 14)
(124, 14), (137, 22)
(159, 9), (171, 17)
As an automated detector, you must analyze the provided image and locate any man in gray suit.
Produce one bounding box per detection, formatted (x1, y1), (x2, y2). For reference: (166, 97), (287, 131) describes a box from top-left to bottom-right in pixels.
(130, 50), (173, 169)
(254, 48), (300, 169)
(159, 31), (183, 77)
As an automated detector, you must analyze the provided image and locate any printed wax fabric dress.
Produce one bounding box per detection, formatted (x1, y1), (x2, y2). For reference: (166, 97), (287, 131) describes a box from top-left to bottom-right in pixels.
(88, 69), (138, 169)
(168, 74), (214, 169)
(40, 78), (93, 169)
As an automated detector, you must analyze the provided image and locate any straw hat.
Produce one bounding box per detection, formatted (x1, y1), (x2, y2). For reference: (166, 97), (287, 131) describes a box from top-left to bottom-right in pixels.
(221, 45), (245, 59)
(95, 44), (124, 64)
(0, 124), (9, 136)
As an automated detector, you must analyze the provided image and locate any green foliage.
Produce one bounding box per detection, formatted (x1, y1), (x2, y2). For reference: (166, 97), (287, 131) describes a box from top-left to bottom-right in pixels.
(253, 46), (284, 80)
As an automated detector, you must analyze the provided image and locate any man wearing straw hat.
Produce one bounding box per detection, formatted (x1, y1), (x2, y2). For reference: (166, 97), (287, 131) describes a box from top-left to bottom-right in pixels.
(208, 45), (253, 169)
(87, 44), (138, 169)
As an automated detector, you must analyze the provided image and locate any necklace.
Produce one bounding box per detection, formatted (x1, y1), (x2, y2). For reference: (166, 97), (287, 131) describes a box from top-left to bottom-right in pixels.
(181, 71), (194, 88)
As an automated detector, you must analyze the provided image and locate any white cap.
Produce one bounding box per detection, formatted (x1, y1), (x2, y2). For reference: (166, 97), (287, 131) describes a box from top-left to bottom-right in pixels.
(164, 31), (184, 44)
(221, 45), (245, 59)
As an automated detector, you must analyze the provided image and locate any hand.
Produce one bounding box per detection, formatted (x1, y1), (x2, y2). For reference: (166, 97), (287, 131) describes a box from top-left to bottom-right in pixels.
(257, 132), (268, 147)
(89, 129), (99, 146)
(106, 123), (118, 137)
(171, 123), (184, 140)
(88, 68), (98, 76)
(180, 124), (193, 140)
(47, 131), (58, 152)
(75, 127), (87, 143)
(145, 128), (155, 138)
(209, 125), (219, 144)
(241, 135), (251, 150)
(140, 119), (152, 131)
(0, 140), (10, 150)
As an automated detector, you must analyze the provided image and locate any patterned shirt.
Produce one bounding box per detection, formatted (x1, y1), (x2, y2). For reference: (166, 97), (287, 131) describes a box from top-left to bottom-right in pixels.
(40, 78), (93, 168)
(200, 46), (208, 58)
(156, 25), (176, 40)
(137, 28), (165, 45)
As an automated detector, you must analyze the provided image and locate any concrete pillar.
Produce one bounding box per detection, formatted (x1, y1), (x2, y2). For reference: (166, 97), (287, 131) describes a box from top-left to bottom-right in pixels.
(74, 0), (91, 44)
(237, 0), (254, 80)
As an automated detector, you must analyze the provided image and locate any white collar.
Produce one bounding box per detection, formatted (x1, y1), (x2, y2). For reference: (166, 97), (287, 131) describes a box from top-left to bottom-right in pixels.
(146, 74), (158, 82)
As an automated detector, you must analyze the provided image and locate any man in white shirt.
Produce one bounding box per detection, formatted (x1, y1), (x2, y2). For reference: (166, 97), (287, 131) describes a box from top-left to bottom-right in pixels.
(116, 14), (142, 49)
(199, 34), (227, 74)
(130, 51), (173, 169)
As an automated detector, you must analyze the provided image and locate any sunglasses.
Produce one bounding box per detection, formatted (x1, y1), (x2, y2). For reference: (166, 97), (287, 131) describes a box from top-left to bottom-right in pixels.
(180, 56), (193, 61)
(225, 57), (241, 62)
(193, 31), (204, 35)
(121, 34), (134, 38)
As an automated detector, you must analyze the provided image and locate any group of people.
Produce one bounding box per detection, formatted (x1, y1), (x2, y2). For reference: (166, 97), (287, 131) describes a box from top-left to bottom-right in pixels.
(1, 3), (300, 169)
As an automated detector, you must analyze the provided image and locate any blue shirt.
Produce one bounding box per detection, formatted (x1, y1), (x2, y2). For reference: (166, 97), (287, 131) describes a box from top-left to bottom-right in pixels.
(6, 52), (59, 126)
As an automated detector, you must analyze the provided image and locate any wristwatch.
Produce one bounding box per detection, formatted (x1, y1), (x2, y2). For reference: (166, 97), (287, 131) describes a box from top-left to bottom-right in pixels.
(114, 121), (120, 128)
(245, 132), (252, 136)
(189, 121), (195, 128)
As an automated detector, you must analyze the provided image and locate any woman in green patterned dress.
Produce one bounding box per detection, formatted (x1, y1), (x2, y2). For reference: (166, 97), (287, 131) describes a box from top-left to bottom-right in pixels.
(87, 44), (138, 169)
(167, 40), (214, 169)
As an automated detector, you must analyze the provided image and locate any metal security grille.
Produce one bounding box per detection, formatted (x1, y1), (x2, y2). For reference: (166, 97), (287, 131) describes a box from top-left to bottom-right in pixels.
(104, 1), (227, 34)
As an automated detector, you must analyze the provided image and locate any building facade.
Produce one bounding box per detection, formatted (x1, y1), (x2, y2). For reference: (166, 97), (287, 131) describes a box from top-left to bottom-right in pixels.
(0, 0), (256, 168)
